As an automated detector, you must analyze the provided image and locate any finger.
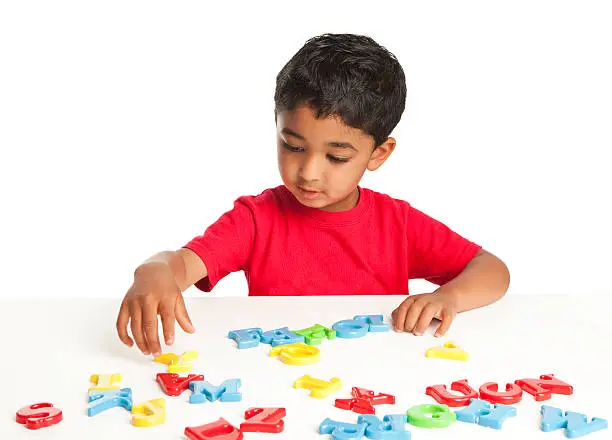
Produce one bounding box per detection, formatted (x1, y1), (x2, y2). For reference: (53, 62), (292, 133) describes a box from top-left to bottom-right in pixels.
(392, 297), (415, 331)
(159, 298), (176, 346)
(175, 294), (195, 333)
(413, 304), (438, 336)
(435, 309), (456, 337)
(142, 299), (162, 357)
(116, 298), (134, 347)
(391, 308), (399, 330)
(129, 301), (148, 354)
(403, 299), (426, 333)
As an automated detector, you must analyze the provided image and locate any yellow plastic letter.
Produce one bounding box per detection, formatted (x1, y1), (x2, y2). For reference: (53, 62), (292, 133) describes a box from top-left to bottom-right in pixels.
(425, 341), (469, 361)
(270, 343), (320, 365)
(89, 374), (122, 391)
(154, 351), (198, 373)
(132, 398), (165, 427)
(294, 374), (342, 397)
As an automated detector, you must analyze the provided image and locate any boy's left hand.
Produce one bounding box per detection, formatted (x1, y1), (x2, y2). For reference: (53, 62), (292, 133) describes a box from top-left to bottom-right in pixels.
(391, 288), (458, 337)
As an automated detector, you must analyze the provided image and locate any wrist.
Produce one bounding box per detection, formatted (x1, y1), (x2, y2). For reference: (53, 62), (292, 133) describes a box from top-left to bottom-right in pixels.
(134, 261), (174, 282)
(434, 284), (463, 308)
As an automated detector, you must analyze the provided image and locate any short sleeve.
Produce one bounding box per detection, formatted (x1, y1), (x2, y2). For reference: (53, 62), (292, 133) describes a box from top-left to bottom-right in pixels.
(407, 206), (481, 286)
(183, 197), (255, 292)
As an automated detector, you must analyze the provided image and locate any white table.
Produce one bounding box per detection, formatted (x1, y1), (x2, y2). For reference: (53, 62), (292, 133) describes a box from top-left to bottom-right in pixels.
(1, 295), (610, 439)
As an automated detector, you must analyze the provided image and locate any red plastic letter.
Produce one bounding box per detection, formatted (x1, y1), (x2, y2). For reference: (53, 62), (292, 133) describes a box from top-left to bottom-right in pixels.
(185, 418), (243, 440)
(157, 373), (204, 396)
(479, 382), (523, 404)
(16, 403), (63, 430)
(426, 379), (478, 407)
(335, 387), (395, 414)
(240, 407), (286, 433)
(352, 387), (395, 405)
(335, 397), (376, 414)
(514, 374), (573, 401)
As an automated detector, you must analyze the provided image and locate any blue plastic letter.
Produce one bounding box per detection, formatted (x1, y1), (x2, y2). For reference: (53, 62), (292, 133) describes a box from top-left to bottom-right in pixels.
(228, 327), (262, 348)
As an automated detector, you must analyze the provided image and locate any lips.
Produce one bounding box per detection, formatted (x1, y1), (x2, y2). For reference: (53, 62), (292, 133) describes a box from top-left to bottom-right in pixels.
(297, 186), (322, 200)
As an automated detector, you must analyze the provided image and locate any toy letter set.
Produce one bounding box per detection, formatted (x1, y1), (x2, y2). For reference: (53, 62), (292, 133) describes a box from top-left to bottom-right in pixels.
(16, 314), (608, 438)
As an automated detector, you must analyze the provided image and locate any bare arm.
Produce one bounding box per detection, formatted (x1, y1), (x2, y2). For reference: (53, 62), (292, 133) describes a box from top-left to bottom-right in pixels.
(139, 248), (208, 292)
(437, 248), (510, 313)
(116, 248), (208, 356)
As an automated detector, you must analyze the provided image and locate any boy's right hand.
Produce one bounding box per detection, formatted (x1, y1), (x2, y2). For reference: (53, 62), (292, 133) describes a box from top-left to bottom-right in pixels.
(116, 262), (195, 357)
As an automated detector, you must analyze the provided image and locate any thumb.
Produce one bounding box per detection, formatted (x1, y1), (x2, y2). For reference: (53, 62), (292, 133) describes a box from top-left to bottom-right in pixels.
(175, 293), (195, 333)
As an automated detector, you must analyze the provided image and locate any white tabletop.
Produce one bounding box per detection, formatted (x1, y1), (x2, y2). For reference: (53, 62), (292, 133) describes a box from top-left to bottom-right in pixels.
(1, 295), (610, 439)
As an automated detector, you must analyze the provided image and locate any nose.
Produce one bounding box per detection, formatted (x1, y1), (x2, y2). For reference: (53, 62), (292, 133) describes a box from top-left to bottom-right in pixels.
(298, 153), (323, 183)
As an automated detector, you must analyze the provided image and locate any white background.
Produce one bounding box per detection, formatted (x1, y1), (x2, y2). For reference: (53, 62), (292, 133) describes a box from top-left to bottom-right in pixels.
(1, 0), (611, 299)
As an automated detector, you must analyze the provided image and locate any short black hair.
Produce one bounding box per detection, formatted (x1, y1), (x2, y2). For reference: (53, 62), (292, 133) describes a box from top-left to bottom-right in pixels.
(274, 33), (406, 149)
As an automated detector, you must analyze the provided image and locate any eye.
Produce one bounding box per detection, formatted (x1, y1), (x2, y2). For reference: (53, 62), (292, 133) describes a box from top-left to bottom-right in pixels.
(328, 155), (349, 163)
(282, 141), (303, 152)
(282, 141), (350, 163)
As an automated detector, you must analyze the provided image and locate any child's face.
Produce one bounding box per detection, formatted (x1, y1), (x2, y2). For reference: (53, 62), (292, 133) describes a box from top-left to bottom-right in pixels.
(276, 104), (395, 212)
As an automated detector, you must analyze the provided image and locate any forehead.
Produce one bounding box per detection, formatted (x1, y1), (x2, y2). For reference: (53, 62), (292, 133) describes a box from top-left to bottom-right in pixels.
(277, 105), (372, 147)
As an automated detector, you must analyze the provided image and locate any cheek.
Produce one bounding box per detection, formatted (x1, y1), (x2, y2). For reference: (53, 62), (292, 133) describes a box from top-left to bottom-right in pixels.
(277, 152), (294, 174)
(334, 162), (362, 182)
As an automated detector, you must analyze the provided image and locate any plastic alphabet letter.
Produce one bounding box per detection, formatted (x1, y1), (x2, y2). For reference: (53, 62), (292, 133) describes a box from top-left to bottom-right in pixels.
(270, 342), (320, 365)
(131, 398), (166, 427)
(154, 351), (198, 373)
(541, 405), (608, 438)
(335, 387), (395, 414)
(294, 375), (342, 398)
(479, 382), (523, 404)
(16, 403), (63, 430)
(240, 407), (286, 433)
(89, 373), (122, 391)
(425, 342), (469, 361)
(228, 328), (263, 349)
(319, 417), (368, 440)
(156, 373), (204, 396)
(185, 418), (243, 440)
(353, 315), (390, 332)
(261, 327), (304, 346)
(353, 387), (396, 405)
(455, 398), (517, 430)
(425, 379), (478, 407)
(294, 324), (336, 345)
(358, 414), (411, 439)
(88, 388), (133, 416)
(189, 379), (242, 403)
(332, 319), (369, 339)
(515, 374), (573, 401)
(335, 397), (375, 414)
(406, 404), (456, 429)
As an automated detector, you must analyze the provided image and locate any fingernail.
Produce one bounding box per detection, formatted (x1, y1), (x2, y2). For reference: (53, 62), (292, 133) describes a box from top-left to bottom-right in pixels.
(414, 332), (422, 336)
(153, 351), (161, 357)
(167, 337), (174, 345)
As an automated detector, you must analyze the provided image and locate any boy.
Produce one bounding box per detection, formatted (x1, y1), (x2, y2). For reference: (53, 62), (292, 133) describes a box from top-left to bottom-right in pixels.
(116, 33), (510, 357)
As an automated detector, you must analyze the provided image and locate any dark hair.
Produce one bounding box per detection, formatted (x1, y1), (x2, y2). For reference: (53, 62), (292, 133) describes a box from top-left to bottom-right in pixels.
(274, 33), (406, 149)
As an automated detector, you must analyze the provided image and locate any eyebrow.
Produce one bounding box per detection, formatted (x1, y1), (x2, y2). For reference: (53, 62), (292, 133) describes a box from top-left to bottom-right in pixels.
(281, 127), (358, 152)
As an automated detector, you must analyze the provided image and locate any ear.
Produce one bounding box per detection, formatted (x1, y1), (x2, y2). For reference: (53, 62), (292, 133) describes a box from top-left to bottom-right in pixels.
(367, 137), (396, 171)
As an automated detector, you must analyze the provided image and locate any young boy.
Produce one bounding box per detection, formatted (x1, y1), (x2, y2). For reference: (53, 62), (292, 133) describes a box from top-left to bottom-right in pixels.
(116, 33), (510, 357)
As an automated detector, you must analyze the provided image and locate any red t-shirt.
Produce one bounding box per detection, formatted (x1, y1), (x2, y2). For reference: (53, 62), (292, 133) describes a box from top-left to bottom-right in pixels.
(183, 185), (481, 296)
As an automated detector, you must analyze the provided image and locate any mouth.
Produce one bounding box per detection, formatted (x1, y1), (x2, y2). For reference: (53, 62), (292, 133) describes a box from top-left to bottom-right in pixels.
(297, 186), (322, 199)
